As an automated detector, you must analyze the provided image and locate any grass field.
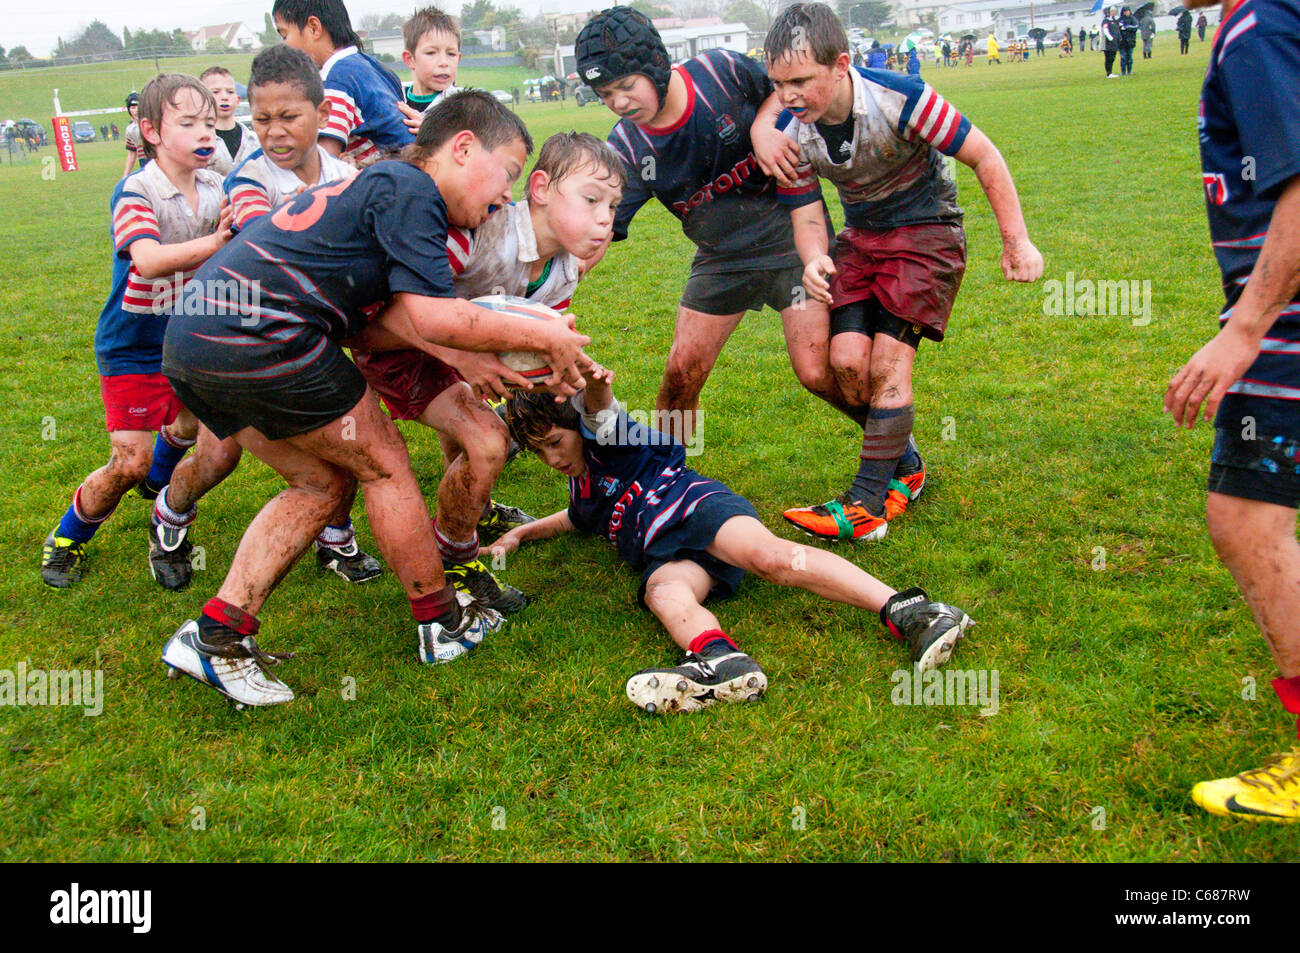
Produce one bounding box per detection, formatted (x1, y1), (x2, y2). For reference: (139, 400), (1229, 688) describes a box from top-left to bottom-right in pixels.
(3, 41), (1295, 862)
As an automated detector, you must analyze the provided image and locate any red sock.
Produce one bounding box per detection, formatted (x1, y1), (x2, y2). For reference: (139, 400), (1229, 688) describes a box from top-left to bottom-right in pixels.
(410, 586), (457, 623)
(200, 598), (259, 635)
(689, 629), (736, 655)
(1273, 674), (1300, 740)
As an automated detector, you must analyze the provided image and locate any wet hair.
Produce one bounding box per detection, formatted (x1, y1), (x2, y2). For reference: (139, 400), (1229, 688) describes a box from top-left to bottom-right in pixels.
(404, 6), (461, 52)
(199, 66), (235, 82)
(533, 130), (626, 191)
(403, 88), (533, 163)
(272, 0), (364, 49)
(766, 2), (849, 67)
(504, 390), (581, 451)
(137, 73), (217, 159)
(249, 44), (326, 107)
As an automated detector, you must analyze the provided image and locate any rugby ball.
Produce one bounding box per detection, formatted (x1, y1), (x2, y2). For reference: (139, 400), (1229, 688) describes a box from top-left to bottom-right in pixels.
(471, 294), (561, 384)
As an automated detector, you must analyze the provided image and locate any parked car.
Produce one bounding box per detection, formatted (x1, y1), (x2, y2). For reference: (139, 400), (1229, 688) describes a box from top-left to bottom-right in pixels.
(491, 89), (513, 105)
(575, 85), (600, 107)
(72, 120), (96, 142)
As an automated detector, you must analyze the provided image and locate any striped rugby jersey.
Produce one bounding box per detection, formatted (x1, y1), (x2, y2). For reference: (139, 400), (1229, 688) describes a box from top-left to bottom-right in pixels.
(94, 161), (224, 376)
(1199, 0), (1300, 401)
(607, 49), (801, 273)
(776, 66), (970, 231)
(447, 201), (581, 310)
(319, 46), (413, 167)
(224, 146), (354, 232)
(565, 391), (729, 570)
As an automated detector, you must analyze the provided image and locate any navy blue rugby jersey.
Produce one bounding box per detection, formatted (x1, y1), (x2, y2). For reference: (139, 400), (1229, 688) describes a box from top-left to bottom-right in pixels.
(607, 49), (801, 272)
(163, 160), (454, 381)
(567, 396), (734, 569)
(1200, 0), (1300, 399)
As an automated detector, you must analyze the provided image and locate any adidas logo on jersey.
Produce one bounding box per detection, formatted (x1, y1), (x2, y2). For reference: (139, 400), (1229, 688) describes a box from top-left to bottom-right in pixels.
(839, 141), (852, 157)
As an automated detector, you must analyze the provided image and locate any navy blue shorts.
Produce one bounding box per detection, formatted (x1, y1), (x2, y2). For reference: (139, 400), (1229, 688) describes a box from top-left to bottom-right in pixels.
(637, 484), (760, 605)
(1209, 394), (1300, 508)
(164, 337), (366, 441)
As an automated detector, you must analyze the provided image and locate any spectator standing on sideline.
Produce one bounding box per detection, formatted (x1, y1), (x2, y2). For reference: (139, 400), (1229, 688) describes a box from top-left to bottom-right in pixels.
(1118, 5), (1139, 74)
(1178, 8), (1193, 51)
(1198, 11), (1208, 37)
(906, 47), (920, 74)
(1139, 12), (1155, 58)
(1102, 7), (1120, 76)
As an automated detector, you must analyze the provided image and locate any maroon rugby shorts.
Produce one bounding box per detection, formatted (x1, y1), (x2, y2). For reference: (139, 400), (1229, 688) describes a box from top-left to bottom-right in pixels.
(829, 223), (967, 341)
(352, 349), (465, 421)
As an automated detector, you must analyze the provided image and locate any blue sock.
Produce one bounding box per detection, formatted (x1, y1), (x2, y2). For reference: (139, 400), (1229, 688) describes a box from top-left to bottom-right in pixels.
(143, 432), (190, 494)
(55, 489), (106, 543)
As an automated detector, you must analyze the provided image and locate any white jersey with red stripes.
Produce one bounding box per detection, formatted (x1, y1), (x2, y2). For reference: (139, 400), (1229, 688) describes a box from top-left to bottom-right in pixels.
(448, 200), (581, 311)
(112, 160), (224, 315)
(775, 66), (970, 230)
(224, 146), (354, 232)
(94, 160), (224, 375)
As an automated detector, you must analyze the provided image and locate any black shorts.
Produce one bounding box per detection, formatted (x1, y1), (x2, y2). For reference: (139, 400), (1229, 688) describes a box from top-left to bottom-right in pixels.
(829, 300), (925, 348)
(1208, 394), (1300, 508)
(637, 485), (760, 604)
(165, 339), (367, 441)
(680, 263), (805, 316)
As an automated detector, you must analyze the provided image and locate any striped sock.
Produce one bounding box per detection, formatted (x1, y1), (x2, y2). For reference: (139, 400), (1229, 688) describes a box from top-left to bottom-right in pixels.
(848, 404), (913, 512)
(55, 486), (113, 543)
(154, 485), (196, 527)
(316, 520), (354, 548)
(434, 521), (479, 564)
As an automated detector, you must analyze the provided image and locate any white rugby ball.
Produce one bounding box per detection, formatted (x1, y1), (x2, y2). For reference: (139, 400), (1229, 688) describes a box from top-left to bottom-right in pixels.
(472, 294), (561, 384)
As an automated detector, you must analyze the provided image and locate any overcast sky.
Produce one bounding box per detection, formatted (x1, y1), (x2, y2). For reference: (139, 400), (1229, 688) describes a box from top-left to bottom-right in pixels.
(11, 1), (603, 57)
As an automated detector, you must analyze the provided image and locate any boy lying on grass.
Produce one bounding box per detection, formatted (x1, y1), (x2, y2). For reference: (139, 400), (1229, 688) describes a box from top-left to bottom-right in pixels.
(492, 359), (975, 714)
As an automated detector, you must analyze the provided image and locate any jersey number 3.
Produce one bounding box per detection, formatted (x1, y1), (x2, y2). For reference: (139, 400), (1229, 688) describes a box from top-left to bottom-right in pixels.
(272, 178), (353, 232)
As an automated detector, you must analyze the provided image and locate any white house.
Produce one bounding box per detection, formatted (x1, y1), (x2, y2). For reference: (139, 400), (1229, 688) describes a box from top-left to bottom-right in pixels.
(937, 0), (1136, 39)
(936, 1), (1016, 35)
(366, 29), (404, 59)
(891, 0), (955, 28)
(187, 22), (259, 52)
(558, 20), (750, 76)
